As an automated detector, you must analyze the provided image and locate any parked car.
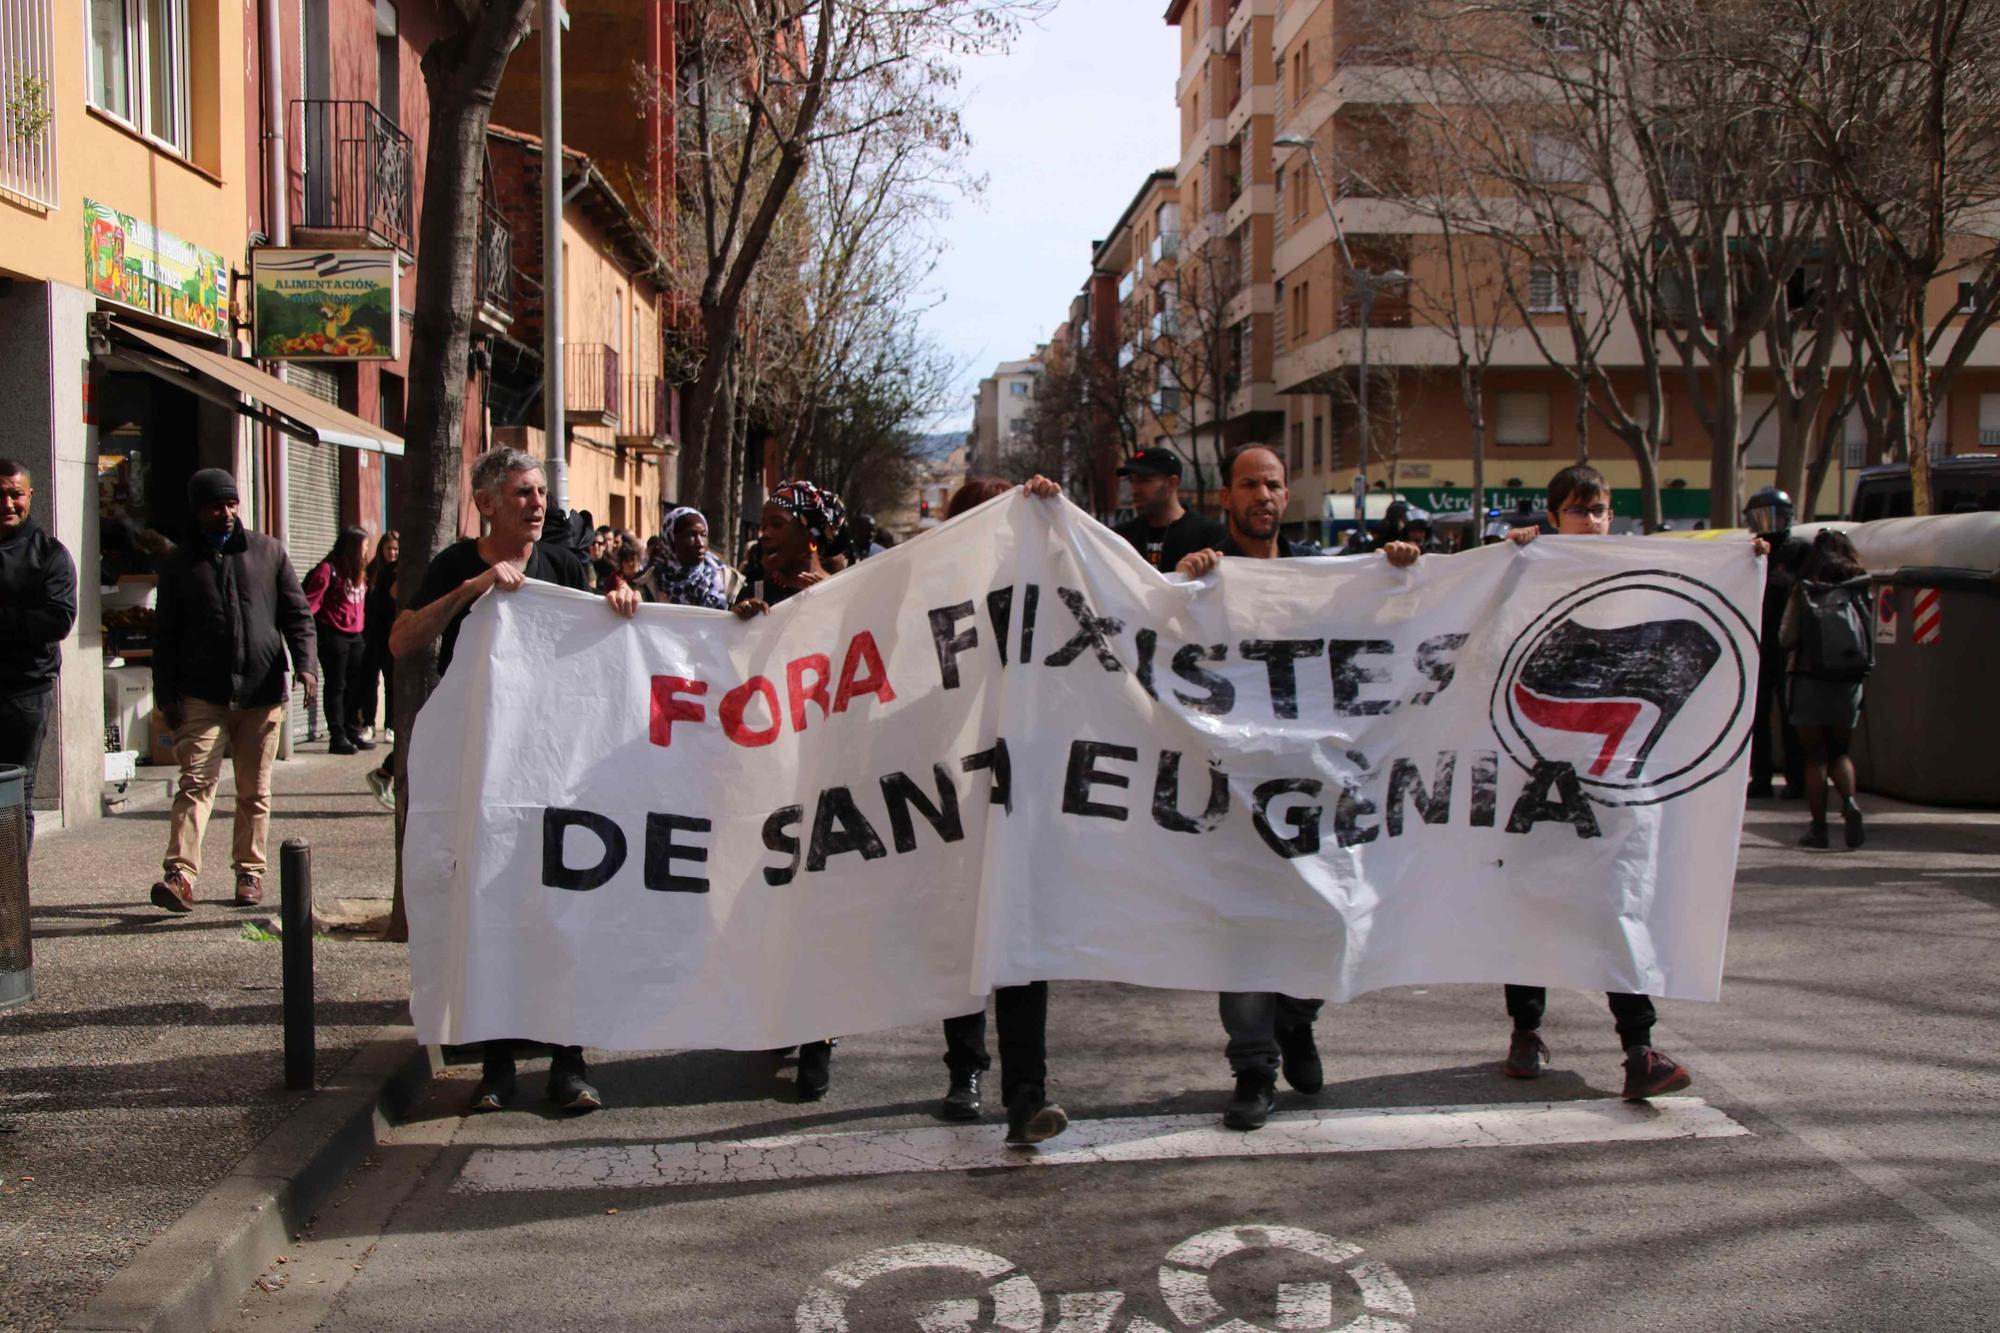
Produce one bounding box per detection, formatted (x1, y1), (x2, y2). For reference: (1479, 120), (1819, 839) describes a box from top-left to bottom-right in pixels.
(1849, 455), (2000, 521)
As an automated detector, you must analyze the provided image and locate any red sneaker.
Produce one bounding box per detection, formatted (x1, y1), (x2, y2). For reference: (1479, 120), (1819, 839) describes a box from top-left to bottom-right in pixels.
(1622, 1049), (1693, 1101)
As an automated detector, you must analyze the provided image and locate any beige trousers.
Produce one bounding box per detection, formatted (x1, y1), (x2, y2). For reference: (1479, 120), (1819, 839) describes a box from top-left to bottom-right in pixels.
(163, 700), (286, 882)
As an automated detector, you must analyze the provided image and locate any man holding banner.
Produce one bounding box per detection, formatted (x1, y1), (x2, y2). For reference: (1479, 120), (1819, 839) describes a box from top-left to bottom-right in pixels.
(391, 447), (640, 1114)
(1178, 445), (1422, 1130)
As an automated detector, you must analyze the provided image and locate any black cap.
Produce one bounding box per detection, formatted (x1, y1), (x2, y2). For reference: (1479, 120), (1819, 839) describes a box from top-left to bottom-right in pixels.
(187, 468), (240, 509)
(1117, 447), (1182, 479)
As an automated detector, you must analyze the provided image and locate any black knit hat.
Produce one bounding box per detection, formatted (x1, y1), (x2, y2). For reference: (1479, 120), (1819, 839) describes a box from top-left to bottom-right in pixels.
(187, 468), (240, 509)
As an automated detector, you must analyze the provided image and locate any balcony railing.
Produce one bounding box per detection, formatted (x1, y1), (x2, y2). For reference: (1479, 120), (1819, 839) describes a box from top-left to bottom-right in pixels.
(1151, 232), (1181, 264)
(616, 374), (670, 443)
(564, 344), (620, 425)
(296, 99), (414, 250)
(479, 204), (512, 311)
(0, 1), (59, 208)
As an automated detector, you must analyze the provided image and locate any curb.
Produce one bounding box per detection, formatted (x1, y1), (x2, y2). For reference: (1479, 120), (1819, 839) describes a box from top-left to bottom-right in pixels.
(58, 1024), (435, 1333)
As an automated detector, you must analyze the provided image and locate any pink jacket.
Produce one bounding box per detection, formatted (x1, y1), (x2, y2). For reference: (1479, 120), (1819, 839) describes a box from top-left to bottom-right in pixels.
(303, 561), (366, 636)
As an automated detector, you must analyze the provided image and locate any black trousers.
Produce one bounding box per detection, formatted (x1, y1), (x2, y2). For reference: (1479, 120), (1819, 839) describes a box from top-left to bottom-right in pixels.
(941, 982), (1049, 1103)
(0, 689), (53, 856)
(354, 641), (389, 734)
(1219, 992), (1323, 1076)
(316, 628), (362, 743)
(1505, 985), (1656, 1049)
(1749, 657), (1801, 790)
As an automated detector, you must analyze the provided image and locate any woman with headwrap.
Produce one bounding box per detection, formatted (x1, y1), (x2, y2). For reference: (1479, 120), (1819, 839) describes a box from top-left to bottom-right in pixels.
(643, 506), (731, 610)
(731, 480), (848, 1100)
(731, 481), (847, 619)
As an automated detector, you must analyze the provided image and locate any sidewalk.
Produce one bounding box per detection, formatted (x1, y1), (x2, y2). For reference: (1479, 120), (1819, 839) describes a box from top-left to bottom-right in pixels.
(0, 747), (414, 1333)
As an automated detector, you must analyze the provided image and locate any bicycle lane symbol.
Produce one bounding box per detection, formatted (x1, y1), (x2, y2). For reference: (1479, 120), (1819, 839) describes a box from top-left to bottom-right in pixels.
(794, 1224), (1415, 1332)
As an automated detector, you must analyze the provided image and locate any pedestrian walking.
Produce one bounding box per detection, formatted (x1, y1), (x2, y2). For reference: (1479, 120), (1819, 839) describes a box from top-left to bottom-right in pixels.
(1744, 487), (1805, 799)
(389, 448), (639, 1113)
(1176, 446), (1421, 1130)
(1780, 528), (1873, 850)
(934, 474), (1070, 1146)
(1112, 447), (1224, 574)
(303, 527), (375, 756)
(361, 531), (399, 808)
(147, 468), (317, 912)
(0, 458), (78, 858)
(1495, 464), (1765, 1099)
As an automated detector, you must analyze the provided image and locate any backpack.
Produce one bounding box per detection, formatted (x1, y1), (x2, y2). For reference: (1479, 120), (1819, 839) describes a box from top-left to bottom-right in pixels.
(1797, 577), (1874, 681)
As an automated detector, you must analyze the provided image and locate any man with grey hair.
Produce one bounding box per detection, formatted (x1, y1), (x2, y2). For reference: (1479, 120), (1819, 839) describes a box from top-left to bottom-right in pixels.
(392, 447), (640, 1112)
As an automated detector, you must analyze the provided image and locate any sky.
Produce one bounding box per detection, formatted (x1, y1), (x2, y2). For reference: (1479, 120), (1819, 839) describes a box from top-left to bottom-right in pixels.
(919, 3), (1183, 433)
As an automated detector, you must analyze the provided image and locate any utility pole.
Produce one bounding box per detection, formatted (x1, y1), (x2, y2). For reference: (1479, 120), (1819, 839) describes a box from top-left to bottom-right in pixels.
(541, 0), (568, 512)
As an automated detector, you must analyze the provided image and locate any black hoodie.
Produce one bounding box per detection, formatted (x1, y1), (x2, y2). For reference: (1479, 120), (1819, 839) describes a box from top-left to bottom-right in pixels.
(0, 517), (78, 697)
(154, 520), (318, 709)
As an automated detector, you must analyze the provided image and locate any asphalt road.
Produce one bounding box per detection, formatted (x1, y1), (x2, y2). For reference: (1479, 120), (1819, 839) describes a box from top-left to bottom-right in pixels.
(221, 797), (2000, 1332)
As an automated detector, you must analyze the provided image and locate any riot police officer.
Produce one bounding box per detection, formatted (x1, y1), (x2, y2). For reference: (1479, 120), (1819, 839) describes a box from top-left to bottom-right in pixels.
(1745, 486), (1805, 799)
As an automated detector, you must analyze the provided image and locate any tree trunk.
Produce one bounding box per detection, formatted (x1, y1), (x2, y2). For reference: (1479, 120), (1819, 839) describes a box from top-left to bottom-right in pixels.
(1907, 292), (1934, 516)
(1706, 356), (1745, 530)
(388, 0), (537, 942)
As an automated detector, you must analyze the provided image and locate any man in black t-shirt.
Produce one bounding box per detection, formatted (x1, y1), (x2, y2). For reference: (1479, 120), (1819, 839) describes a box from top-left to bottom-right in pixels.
(1112, 447), (1225, 573)
(1178, 445), (1422, 1132)
(391, 447), (639, 1115)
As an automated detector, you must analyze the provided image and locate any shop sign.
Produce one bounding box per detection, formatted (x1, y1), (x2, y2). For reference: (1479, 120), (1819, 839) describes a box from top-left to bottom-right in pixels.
(251, 249), (400, 360)
(1401, 485), (1713, 521)
(83, 199), (229, 337)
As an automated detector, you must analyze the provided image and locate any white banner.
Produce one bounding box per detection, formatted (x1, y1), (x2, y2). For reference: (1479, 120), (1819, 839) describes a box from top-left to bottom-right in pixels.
(406, 494), (1760, 1050)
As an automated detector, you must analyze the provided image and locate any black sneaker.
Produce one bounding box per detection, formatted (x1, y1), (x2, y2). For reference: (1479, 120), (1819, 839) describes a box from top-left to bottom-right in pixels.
(1799, 821), (1829, 849)
(1222, 1071), (1277, 1131)
(328, 736), (357, 756)
(1277, 1025), (1324, 1093)
(1004, 1083), (1068, 1145)
(1622, 1049), (1693, 1101)
(1503, 1029), (1549, 1079)
(941, 1071), (982, 1122)
(547, 1051), (602, 1113)
(1842, 799), (1865, 849)
(470, 1058), (517, 1113)
(797, 1039), (834, 1101)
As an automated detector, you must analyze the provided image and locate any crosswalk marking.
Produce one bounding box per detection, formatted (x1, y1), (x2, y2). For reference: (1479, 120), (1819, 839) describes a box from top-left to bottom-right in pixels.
(453, 1096), (1749, 1193)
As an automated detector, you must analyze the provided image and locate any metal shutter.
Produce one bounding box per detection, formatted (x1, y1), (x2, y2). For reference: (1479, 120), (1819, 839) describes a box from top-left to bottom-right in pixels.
(1494, 391), (1551, 446)
(286, 365), (343, 745)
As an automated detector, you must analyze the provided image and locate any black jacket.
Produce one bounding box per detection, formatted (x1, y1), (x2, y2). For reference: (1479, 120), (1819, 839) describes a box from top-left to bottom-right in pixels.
(0, 518), (79, 697)
(154, 521), (318, 709)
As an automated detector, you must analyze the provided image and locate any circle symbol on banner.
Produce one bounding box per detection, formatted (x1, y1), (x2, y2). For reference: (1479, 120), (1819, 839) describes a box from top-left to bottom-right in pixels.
(1488, 569), (1755, 807)
(1156, 1224), (1414, 1332)
(795, 1243), (1044, 1333)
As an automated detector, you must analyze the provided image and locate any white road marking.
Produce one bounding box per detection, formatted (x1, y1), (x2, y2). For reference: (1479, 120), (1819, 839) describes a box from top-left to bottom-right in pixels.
(1275, 1281), (1333, 1329)
(454, 1097), (1749, 1193)
(796, 1243), (1042, 1333)
(1048, 1291), (1124, 1333)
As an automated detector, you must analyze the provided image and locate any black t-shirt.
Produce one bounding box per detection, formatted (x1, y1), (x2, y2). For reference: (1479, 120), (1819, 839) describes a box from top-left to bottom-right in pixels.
(411, 537), (591, 676)
(1218, 531), (1315, 559)
(1115, 509), (1227, 573)
(734, 573), (804, 609)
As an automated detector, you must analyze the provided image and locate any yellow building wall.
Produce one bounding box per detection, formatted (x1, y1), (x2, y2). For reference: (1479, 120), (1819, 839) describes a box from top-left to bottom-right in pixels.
(0, 0), (248, 303)
(557, 207), (665, 536)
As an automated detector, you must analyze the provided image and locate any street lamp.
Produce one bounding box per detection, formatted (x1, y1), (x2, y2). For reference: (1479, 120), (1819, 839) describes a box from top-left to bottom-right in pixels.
(1275, 133), (1408, 540)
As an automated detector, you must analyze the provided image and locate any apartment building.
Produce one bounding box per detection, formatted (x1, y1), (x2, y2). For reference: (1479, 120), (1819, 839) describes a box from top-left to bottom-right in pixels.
(484, 127), (672, 539)
(967, 354), (1045, 473)
(1090, 169), (1184, 507)
(1168, 0), (1284, 472)
(1135, 0), (2000, 539)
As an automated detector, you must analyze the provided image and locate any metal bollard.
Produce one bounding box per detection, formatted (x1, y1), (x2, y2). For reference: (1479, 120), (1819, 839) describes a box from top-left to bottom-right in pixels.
(280, 837), (314, 1090)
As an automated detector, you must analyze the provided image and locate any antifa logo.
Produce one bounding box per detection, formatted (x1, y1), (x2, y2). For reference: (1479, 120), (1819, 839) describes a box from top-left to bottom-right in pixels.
(1490, 571), (1755, 807)
(1512, 620), (1722, 780)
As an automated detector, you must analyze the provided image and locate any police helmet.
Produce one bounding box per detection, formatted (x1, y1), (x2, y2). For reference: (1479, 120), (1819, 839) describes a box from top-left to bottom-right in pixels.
(1743, 485), (1794, 536)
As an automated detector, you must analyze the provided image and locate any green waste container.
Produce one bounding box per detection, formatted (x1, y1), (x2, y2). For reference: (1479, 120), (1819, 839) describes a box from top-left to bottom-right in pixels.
(0, 764), (27, 1011)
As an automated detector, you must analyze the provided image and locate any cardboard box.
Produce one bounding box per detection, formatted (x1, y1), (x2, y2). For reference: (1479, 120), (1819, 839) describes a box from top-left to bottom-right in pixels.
(103, 665), (152, 754)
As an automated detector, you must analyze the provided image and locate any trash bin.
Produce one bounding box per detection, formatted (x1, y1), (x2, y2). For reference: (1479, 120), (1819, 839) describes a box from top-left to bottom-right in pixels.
(1852, 566), (2000, 806)
(0, 764), (28, 1011)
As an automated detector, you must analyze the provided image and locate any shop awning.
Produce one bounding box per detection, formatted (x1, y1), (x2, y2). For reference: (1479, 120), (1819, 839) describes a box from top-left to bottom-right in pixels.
(106, 321), (404, 456)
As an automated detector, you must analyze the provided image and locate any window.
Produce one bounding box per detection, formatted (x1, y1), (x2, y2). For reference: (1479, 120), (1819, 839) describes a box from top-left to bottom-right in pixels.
(1009, 381), (1029, 397)
(1494, 391), (1552, 446)
(89, 0), (191, 153)
(375, 0), (400, 127)
(1960, 281), (1981, 314)
(1981, 393), (2000, 448)
(1312, 415), (1325, 471)
(1293, 164), (1309, 221)
(1290, 421), (1305, 476)
(1290, 280), (1310, 342)
(1528, 265), (1578, 313)
(1531, 132), (1588, 183)
(1532, 9), (1587, 53)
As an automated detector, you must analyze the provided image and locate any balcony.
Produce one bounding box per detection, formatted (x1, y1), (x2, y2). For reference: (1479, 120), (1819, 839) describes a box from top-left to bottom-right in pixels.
(1152, 232), (1181, 264)
(0, 1), (58, 208)
(564, 344), (621, 427)
(1338, 291), (1413, 329)
(296, 100), (414, 251)
(478, 204), (512, 315)
(616, 374), (672, 446)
